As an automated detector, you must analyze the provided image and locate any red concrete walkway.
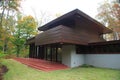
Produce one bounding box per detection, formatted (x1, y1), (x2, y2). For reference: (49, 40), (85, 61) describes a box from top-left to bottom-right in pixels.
(14, 58), (69, 72)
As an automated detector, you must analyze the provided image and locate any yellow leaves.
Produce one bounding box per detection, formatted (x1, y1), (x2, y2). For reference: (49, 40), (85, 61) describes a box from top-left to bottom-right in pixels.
(22, 15), (34, 22)
(96, 1), (120, 40)
(16, 15), (37, 39)
(97, 1), (120, 27)
(17, 20), (23, 24)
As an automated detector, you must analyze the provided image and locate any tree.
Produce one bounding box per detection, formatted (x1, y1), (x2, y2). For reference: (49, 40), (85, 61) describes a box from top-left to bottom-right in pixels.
(34, 11), (61, 29)
(96, 0), (120, 40)
(12, 14), (37, 57)
(20, 15), (37, 39)
(0, 0), (21, 53)
(0, 0), (21, 27)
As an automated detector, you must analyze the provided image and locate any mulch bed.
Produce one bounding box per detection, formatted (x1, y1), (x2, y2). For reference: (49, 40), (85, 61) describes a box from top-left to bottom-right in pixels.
(0, 64), (8, 80)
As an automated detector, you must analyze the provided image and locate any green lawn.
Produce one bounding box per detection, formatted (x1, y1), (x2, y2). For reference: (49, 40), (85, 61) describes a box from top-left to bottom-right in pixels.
(1, 59), (120, 80)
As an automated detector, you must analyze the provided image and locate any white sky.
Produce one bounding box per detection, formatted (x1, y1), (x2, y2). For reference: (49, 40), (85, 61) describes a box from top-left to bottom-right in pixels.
(21, 0), (105, 25)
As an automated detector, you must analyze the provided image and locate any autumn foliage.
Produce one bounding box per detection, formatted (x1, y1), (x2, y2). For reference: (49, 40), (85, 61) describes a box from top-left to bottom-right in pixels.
(0, 0), (37, 57)
(97, 1), (120, 40)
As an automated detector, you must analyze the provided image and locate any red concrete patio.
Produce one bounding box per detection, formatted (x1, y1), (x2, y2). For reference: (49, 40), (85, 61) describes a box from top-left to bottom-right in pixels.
(14, 58), (69, 72)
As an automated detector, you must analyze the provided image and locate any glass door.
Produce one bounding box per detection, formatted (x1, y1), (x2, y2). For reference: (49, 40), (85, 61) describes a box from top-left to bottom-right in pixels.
(51, 47), (57, 62)
(44, 45), (62, 63)
(57, 47), (62, 63)
(46, 47), (51, 61)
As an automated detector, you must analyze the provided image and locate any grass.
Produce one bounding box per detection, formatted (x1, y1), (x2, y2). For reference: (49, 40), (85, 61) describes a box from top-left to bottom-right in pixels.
(1, 59), (120, 80)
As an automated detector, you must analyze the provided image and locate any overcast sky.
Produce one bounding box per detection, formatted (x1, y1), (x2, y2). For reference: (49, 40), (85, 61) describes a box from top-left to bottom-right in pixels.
(21, 0), (105, 24)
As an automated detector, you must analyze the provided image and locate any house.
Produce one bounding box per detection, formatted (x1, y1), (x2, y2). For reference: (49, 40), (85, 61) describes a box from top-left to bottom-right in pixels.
(27, 9), (120, 69)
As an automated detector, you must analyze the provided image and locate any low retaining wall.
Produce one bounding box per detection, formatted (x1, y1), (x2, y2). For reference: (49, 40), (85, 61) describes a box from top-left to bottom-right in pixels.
(85, 54), (120, 69)
(61, 45), (120, 69)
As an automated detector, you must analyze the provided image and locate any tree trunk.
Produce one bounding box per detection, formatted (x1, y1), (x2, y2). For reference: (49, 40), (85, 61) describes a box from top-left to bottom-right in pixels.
(3, 7), (10, 54)
(0, 2), (5, 28)
(3, 39), (8, 54)
(16, 45), (20, 57)
(1, 0), (10, 54)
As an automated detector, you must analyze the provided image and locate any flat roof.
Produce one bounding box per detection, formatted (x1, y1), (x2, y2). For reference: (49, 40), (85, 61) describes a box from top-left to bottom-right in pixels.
(89, 40), (120, 45)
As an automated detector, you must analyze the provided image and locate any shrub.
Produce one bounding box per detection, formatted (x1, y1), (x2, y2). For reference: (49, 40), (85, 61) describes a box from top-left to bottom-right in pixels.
(0, 64), (8, 80)
(80, 64), (94, 68)
(0, 51), (16, 59)
(0, 52), (7, 59)
(4, 54), (16, 59)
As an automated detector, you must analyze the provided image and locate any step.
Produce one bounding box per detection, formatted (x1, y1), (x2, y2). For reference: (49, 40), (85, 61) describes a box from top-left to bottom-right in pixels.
(13, 58), (69, 72)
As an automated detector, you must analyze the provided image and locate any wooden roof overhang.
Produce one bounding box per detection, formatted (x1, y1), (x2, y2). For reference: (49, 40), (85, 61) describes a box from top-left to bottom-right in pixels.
(89, 40), (120, 46)
(38, 9), (112, 34)
(36, 25), (88, 46)
(26, 37), (35, 45)
(88, 40), (120, 54)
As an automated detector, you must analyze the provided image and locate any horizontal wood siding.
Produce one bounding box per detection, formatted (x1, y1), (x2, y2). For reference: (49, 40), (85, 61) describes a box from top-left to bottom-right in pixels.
(60, 27), (87, 45)
(74, 18), (105, 43)
(36, 24), (106, 45)
(36, 26), (63, 45)
(36, 25), (88, 45)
